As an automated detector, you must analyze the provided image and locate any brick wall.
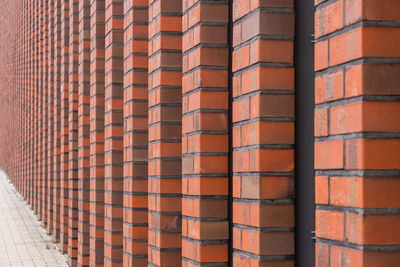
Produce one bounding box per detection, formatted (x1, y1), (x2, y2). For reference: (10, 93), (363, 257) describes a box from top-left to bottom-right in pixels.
(0, 1), (399, 266)
(314, 0), (400, 265)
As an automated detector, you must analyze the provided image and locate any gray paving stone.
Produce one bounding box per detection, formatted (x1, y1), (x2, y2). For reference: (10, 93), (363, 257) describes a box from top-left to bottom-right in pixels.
(0, 171), (69, 267)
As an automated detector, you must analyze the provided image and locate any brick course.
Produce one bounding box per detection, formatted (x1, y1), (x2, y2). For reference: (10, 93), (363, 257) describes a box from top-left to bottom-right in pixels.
(0, 1), (399, 266)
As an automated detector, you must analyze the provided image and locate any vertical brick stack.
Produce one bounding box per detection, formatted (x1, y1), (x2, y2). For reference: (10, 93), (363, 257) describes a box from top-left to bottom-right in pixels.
(181, 1), (229, 265)
(232, 0), (295, 266)
(104, 0), (124, 265)
(123, 0), (148, 265)
(89, 0), (106, 265)
(78, 0), (91, 265)
(1, 1), (400, 267)
(147, 1), (182, 265)
(314, 0), (400, 265)
(33, 0), (39, 216)
(68, 1), (80, 264)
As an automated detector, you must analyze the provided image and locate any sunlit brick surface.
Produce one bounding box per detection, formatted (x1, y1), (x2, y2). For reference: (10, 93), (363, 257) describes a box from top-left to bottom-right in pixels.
(0, 1), (399, 266)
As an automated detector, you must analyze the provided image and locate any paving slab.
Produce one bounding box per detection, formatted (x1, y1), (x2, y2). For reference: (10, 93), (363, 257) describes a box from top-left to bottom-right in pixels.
(0, 171), (68, 267)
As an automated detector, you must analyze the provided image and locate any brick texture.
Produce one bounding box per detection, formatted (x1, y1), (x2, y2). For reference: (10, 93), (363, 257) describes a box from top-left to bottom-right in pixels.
(47, 0), (55, 237)
(60, 0), (70, 253)
(123, 0), (148, 265)
(181, 1), (229, 265)
(1, 1), (400, 267)
(314, 0), (400, 266)
(53, 0), (62, 243)
(104, 0), (124, 265)
(147, 0), (182, 265)
(89, 0), (106, 265)
(77, 0), (91, 265)
(232, 0), (295, 265)
(68, 1), (80, 264)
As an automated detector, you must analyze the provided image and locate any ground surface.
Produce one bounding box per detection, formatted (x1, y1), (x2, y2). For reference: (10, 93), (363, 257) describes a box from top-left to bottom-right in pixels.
(0, 171), (68, 266)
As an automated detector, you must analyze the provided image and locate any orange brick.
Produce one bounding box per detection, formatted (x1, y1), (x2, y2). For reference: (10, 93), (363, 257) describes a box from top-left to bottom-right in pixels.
(250, 149), (294, 172)
(315, 140), (344, 170)
(241, 67), (294, 94)
(316, 209), (345, 241)
(330, 177), (360, 207)
(345, 64), (400, 97)
(250, 39), (294, 64)
(251, 94), (294, 119)
(314, 108), (328, 137)
(346, 139), (400, 170)
(315, 40), (329, 71)
(330, 28), (362, 66)
(251, 0), (294, 10)
(315, 0), (343, 38)
(239, 176), (294, 200)
(316, 243), (330, 267)
(346, 213), (400, 245)
(241, 121), (294, 146)
(345, 0), (362, 25)
(315, 176), (329, 205)
(331, 246), (400, 267)
(363, 27), (400, 58)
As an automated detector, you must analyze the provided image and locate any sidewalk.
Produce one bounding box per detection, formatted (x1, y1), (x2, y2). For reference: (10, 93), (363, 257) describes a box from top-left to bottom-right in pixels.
(0, 171), (68, 266)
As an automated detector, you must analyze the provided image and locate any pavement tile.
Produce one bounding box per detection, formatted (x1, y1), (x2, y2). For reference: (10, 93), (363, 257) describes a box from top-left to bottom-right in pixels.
(0, 171), (68, 267)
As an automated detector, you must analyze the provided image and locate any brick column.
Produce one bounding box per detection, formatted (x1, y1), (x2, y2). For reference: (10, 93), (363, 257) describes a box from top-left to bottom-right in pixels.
(53, 0), (62, 242)
(314, 0), (400, 265)
(147, 0), (182, 265)
(47, 0), (55, 235)
(60, 0), (70, 253)
(89, 0), (106, 265)
(68, 0), (80, 264)
(181, 1), (230, 265)
(104, 0), (124, 264)
(33, 0), (40, 214)
(78, 0), (91, 265)
(123, 1), (149, 265)
(39, 0), (47, 225)
(41, 0), (50, 228)
(232, 0), (295, 265)
(15, 1), (21, 194)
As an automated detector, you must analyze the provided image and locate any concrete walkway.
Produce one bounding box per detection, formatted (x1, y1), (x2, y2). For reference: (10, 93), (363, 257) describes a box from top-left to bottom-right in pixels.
(0, 171), (68, 266)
